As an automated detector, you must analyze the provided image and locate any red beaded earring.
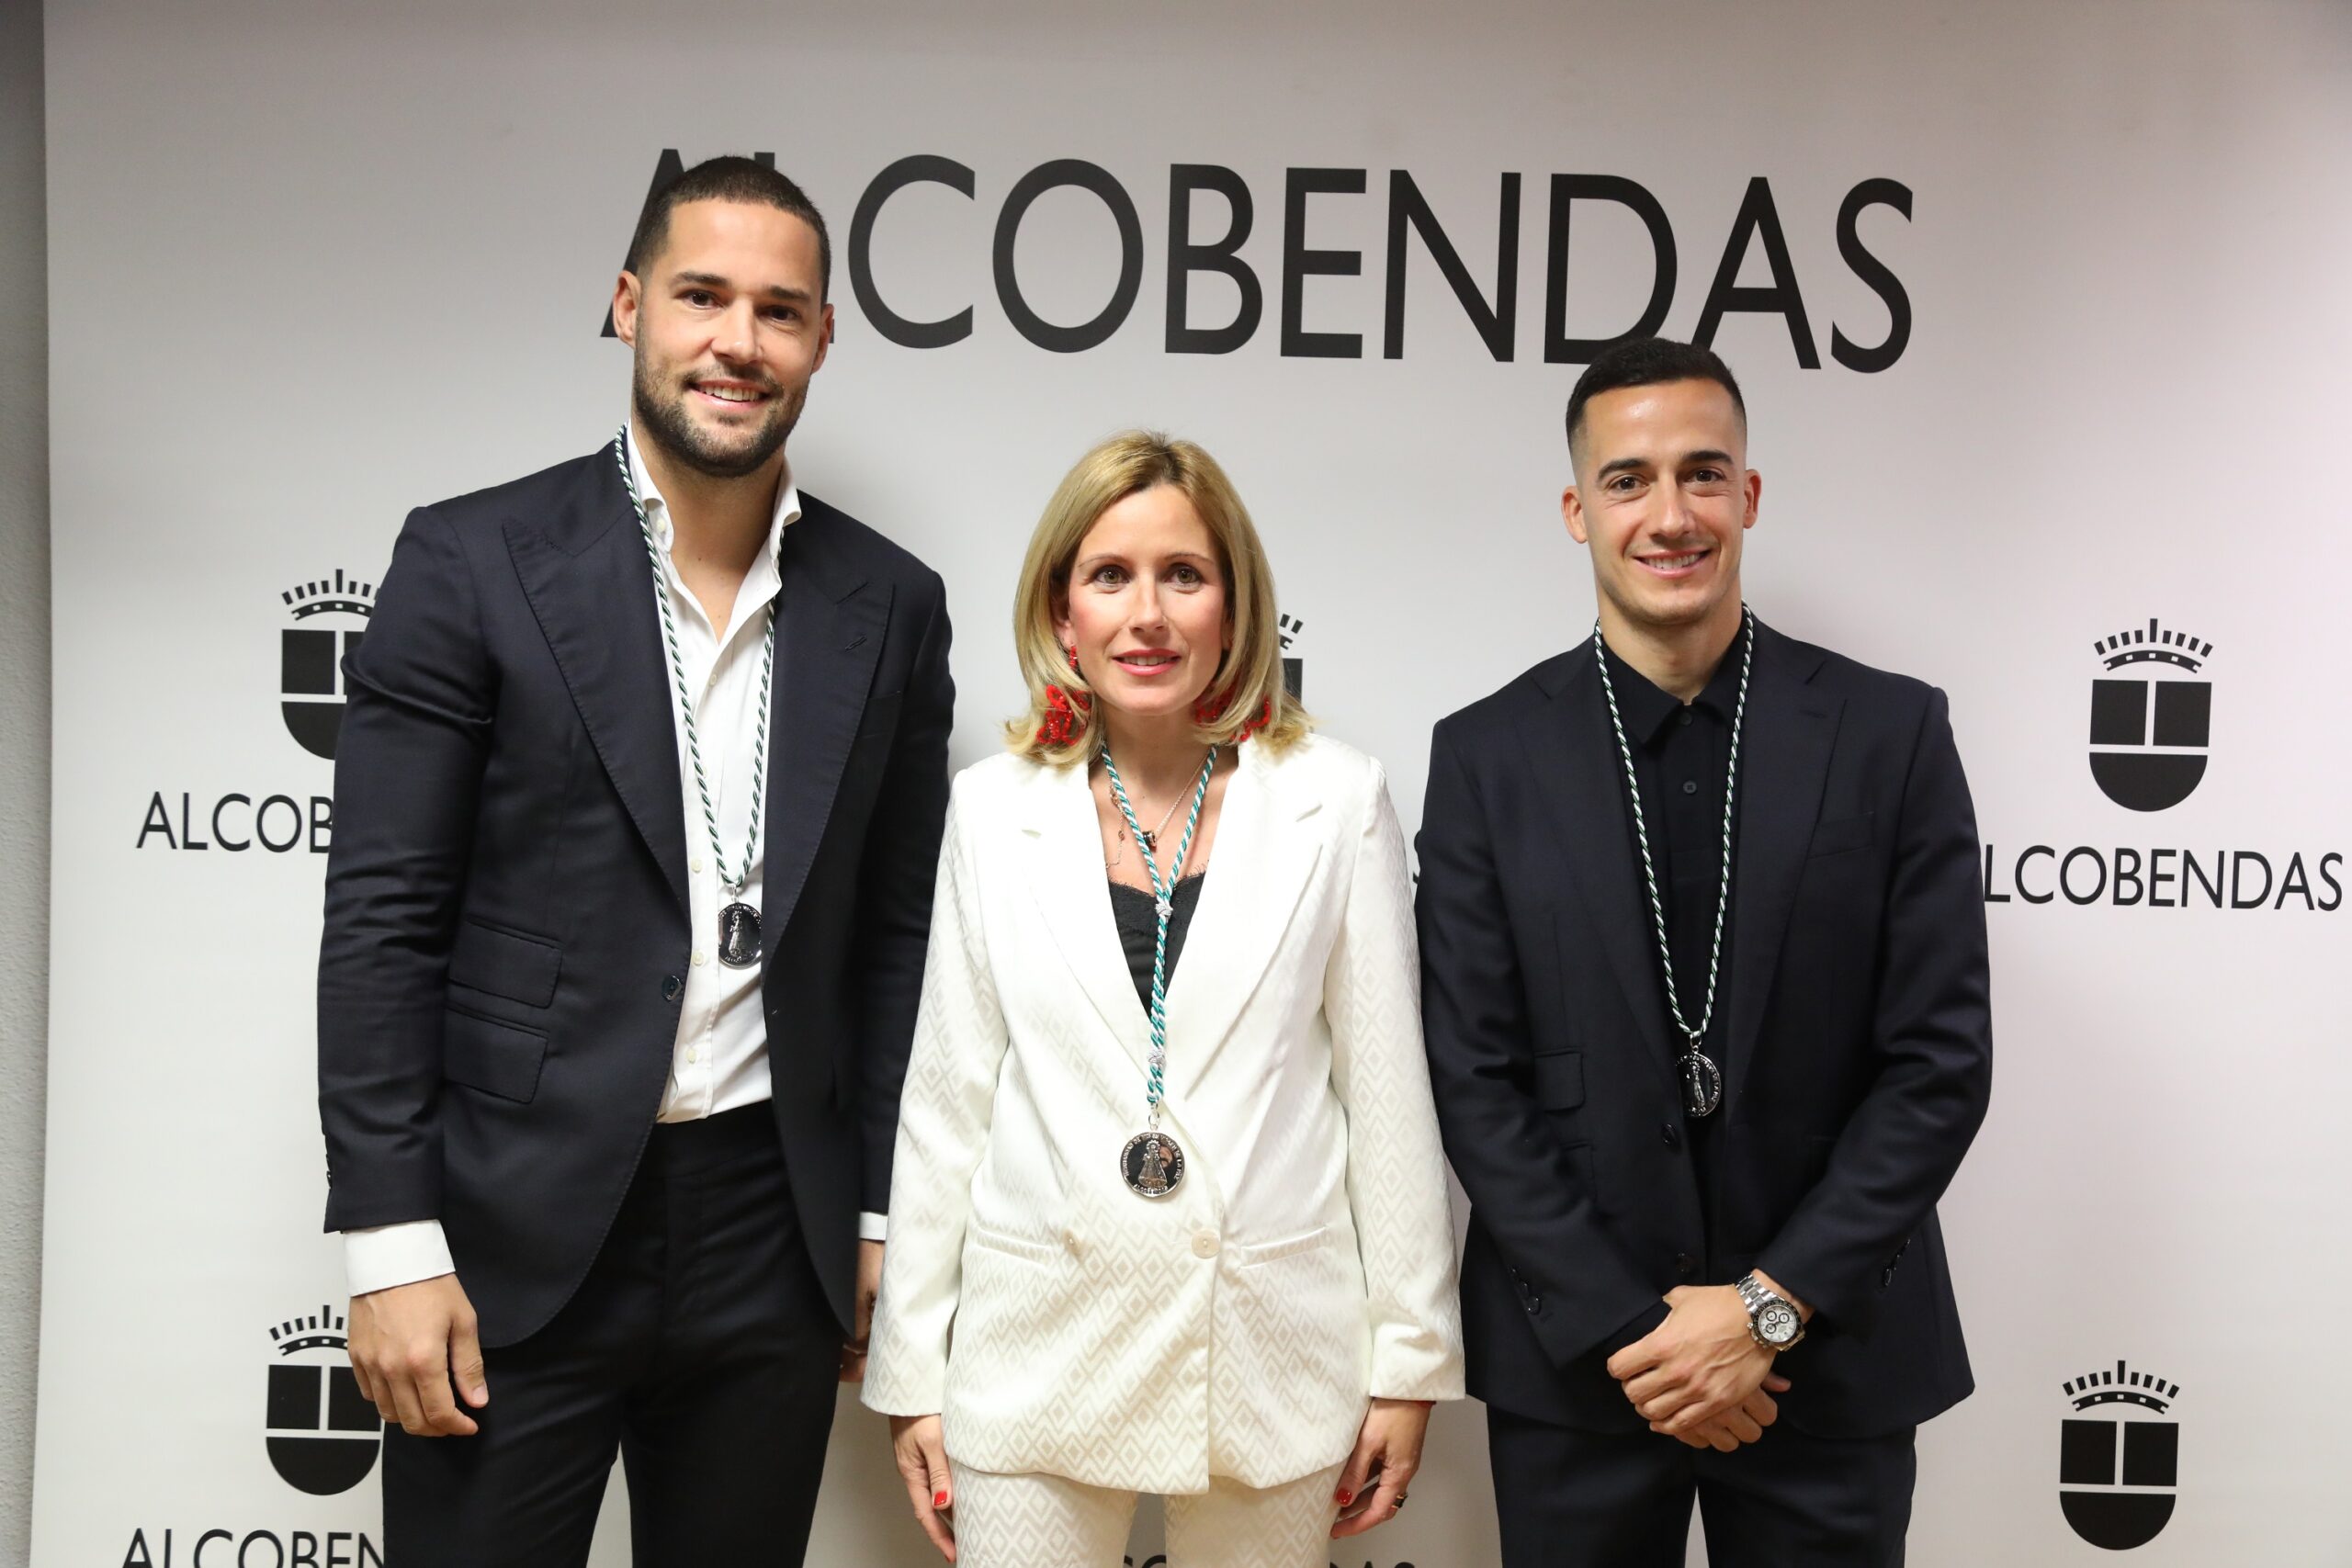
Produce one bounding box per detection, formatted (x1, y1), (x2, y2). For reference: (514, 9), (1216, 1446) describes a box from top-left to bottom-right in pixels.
(1038, 644), (1091, 747)
(1193, 689), (1274, 741)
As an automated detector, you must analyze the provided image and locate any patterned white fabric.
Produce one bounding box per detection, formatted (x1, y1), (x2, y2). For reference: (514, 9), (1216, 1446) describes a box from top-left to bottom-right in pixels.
(863, 735), (1464, 1492)
(949, 1461), (1348, 1568)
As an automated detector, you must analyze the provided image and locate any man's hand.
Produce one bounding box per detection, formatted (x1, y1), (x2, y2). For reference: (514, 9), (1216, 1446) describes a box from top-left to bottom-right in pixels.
(1331, 1398), (1432, 1539)
(889, 1413), (956, 1562)
(842, 1239), (885, 1382)
(347, 1273), (487, 1438)
(1605, 1285), (1789, 1444)
(1657, 1380), (1790, 1452)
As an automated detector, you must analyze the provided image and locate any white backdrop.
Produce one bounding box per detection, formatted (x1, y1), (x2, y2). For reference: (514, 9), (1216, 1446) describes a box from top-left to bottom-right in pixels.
(36, 1), (2352, 1563)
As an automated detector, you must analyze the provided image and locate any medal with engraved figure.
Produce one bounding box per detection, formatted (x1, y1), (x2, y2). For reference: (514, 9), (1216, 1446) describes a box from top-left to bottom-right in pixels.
(1121, 1131), (1186, 1198)
(615, 428), (775, 974)
(1594, 606), (1754, 1121)
(1102, 745), (1217, 1199)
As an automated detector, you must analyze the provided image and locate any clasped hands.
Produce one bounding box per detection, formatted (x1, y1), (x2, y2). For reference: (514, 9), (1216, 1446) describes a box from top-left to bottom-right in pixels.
(1603, 1274), (1806, 1454)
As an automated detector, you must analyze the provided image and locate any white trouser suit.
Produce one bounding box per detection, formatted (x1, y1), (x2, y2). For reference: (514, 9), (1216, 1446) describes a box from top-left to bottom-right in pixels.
(864, 737), (1464, 1564)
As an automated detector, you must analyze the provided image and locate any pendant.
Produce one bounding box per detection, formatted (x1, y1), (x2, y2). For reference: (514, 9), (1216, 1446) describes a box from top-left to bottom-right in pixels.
(1136, 828), (1158, 855)
(1678, 1050), (1724, 1119)
(718, 901), (763, 968)
(1121, 1130), (1185, 1198)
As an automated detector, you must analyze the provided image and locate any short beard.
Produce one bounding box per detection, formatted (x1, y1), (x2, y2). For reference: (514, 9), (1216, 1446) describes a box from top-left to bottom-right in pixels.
(631, 354), (802, 480)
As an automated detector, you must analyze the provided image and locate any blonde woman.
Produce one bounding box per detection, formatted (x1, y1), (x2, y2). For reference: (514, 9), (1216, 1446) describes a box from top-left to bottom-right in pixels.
(862, 433), (1463, 1565)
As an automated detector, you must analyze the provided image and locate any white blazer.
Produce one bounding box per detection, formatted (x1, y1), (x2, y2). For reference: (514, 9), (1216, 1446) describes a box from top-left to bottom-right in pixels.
(862, 733), (1464, 1493)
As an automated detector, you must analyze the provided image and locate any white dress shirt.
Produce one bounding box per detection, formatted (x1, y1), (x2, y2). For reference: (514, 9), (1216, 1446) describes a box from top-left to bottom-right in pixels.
(344, 423), (882, 1299)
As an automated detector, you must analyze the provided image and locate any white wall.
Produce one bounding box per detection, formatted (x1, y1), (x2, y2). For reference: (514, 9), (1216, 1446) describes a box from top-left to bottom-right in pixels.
(27, 2), (2352, 1564)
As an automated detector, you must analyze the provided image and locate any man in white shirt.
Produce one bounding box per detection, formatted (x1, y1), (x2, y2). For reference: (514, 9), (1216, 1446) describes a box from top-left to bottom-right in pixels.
(318, 155), (954, 1565)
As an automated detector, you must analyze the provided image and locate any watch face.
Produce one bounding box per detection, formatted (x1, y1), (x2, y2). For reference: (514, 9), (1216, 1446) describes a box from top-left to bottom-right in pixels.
(1760, 1303), (1800, 1344)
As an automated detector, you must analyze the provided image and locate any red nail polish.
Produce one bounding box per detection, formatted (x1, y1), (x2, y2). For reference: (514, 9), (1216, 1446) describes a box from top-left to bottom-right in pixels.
(934, 1491), (949, 1508)
(1335, 1490), (1352, 1506)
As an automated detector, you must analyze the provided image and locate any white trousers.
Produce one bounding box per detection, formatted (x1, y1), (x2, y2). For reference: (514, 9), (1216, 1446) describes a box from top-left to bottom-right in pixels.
(949, 1460), (1347, 1568)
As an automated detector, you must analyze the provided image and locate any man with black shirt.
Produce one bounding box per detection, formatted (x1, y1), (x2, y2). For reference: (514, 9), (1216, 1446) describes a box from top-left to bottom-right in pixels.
(1416, 338), (1990, 1564)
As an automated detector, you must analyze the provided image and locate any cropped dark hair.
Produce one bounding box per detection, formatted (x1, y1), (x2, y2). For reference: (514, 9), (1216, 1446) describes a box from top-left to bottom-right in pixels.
(624, 155), (831, 300)
(1565, 337), (1745, 458)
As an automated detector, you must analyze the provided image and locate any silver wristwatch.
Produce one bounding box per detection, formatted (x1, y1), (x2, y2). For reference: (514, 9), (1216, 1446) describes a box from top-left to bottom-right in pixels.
(1736, 1272), (1805, 1350)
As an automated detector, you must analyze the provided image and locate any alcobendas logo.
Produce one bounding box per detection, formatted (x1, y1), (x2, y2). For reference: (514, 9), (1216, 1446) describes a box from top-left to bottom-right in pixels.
(2087, 618), (2211, 812)
(115, 1306), (386, 1568)
(1981, 617), (2341, 913)
(136, 570), (375, 857)
(266, 1303), (382, 1495)
(2059, 1359), (2181, 1551)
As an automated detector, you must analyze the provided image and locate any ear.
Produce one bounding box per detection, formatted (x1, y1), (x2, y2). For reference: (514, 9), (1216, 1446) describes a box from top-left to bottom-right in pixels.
(612, 272), (643, 348)
(811, 301), (836, 373)
(1561, 483), (1591, 546)
(1741, 469), (1761, 531)
(1051, 591), (1074, 656)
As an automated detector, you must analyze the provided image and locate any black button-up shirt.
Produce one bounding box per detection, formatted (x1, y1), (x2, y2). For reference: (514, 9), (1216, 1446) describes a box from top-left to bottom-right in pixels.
(1598, 627), (1747, 1076)
(1595, 625), (1747, 1350)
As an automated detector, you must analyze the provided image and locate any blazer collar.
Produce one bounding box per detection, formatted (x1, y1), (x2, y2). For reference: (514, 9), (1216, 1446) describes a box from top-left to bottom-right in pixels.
(1017, 740), (1326, 1119)
(503, 446), (885, 932)
(1721, 621), (1839, 1115)
(505, 451), (692, 918)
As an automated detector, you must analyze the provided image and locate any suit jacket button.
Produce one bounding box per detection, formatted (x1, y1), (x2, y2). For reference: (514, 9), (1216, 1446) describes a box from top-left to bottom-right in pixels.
(1192, 1229), (1220, 1259)
(1675, 1252), (1698, 1279)
(662, 974), (684, 1002)
(1660, 1122), (1681, 1149)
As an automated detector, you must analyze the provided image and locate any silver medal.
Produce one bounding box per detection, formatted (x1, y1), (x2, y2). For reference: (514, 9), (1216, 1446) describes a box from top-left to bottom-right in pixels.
(1121, 1131), (1186, 1197)
(1678, 1050), (1724, 1119)
(718, 901), (763, 968)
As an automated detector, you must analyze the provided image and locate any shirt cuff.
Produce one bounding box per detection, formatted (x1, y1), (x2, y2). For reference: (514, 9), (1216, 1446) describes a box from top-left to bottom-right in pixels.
(858, 1210), (888, 1243)
(345, 1219), (457, 1298)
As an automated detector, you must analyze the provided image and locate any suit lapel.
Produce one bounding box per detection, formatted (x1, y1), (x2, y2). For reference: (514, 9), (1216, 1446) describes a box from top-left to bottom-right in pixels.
(762, 519), (888, 942)
(1160, 742), (1324, 1073)
(1521, 649), (1679, 1093)
(1022, 762), (1156, 1075)
(1722, 624), (1841, 1116)
(505, 457), (691, 919)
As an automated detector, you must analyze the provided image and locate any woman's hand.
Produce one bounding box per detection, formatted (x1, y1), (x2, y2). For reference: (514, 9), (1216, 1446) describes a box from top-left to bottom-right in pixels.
(1330, 1397), (1432, 1539)
(889, 1414), (956, 1562)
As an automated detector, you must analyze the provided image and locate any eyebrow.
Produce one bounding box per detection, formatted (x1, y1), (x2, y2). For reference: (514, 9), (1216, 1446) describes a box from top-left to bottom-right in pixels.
(670, 270), (816, 305)
(1597, 448), (1737, 479)
(1074, 548), (1218, 570)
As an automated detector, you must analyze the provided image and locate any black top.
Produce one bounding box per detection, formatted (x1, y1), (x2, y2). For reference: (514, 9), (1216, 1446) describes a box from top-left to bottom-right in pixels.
(1597, 624), (1748, 1081)
(1109, 872), (1207, 1013)
(1594, 624), (1747, 1350)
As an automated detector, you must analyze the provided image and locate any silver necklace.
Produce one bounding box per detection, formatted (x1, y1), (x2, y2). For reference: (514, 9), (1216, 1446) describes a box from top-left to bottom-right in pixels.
(614, 427), (775, 969)
(1592, 606), (1754, 1118)
(1103, 782), (1188, 871)
(1102, 745), (1216, 1197)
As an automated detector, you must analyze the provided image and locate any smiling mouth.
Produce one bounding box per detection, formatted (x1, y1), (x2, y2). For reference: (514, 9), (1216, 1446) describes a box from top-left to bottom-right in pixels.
(1635, 548), (1710, 575)
(694, 382), (772, 408)
(1114, 652), (1181, 672)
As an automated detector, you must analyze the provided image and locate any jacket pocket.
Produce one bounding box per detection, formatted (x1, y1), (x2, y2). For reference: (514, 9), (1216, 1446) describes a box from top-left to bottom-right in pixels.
(1233, 1225), (1332, 1270)
(442, 1007), (548, 1102)
(1807, 813), (1875, 858)
(1533, 1047), (1585, 1111)
(448, 919), (561, 1007)
(967, 1221), (1069, 1267)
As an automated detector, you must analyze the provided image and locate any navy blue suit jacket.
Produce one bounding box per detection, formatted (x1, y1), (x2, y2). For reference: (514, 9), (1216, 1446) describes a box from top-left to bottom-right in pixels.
(318, 446), (953, 1345)
(1417, 621), (1989, 1437)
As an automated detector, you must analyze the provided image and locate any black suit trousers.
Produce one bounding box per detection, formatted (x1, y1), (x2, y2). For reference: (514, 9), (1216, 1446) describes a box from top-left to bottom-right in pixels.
(383, 1107), (842, 1568)
(1488, 1404), (1917, 1568)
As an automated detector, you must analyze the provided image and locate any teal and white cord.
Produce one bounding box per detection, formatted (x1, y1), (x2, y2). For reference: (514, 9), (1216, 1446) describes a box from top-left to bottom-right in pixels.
(1102, 746), (1217, 1131)
(614, 427), (773, 895)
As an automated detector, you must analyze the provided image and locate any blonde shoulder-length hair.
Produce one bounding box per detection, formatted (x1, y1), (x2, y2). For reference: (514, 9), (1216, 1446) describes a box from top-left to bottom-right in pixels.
(1006, 431), (1311, 766)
